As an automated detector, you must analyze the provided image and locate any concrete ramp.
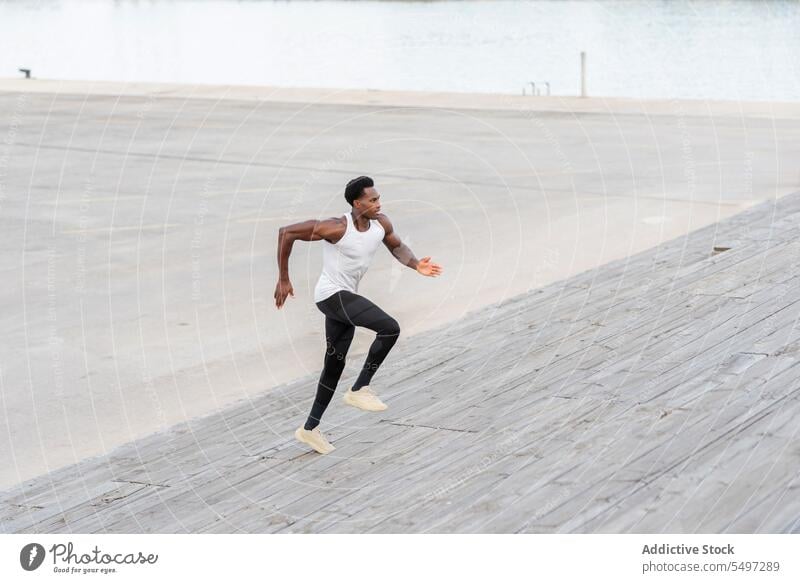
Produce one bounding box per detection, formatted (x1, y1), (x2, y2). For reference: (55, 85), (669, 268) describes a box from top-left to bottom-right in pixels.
(3, 192), (800, 533)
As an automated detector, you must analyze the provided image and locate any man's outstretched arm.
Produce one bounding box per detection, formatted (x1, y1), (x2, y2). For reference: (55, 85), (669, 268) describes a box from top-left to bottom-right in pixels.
(378, 214), (443, 277)
(274, 218), (343, 308)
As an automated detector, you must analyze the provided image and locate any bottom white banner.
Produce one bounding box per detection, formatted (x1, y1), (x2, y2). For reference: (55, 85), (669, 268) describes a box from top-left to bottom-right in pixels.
(1, 534), (797, 582)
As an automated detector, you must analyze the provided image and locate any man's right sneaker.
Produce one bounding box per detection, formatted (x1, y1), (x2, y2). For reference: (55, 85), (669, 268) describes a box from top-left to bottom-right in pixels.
(294, 426), (335, 454)
(343, 386), (388, 412)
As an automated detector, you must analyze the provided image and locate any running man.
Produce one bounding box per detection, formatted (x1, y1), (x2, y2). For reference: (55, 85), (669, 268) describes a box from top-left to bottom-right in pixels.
(274, 176), (443, 454)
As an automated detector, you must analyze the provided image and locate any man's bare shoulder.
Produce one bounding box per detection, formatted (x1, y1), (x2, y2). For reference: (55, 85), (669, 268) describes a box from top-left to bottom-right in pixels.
(321, 215), (346, 227)
(375, 213), (393, 232)
(319, 215), (347, 243)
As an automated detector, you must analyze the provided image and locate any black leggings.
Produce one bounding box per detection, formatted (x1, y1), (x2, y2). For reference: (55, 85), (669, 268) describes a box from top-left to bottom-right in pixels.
(304, 290), (401, 430)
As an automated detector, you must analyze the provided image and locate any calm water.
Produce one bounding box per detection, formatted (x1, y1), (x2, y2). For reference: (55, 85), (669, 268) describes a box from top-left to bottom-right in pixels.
(1, 0), (798, 101)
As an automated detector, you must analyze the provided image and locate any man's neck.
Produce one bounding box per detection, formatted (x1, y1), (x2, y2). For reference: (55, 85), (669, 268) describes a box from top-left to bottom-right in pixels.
(351, 211), (369, 230)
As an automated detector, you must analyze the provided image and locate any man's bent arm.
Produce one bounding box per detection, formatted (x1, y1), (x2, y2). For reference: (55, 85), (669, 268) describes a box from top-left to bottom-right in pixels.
(276, 227), (296, 281)
(391, 242), (419, 269)
(378, 215), (419, 269)
(277, 219), (342, 280)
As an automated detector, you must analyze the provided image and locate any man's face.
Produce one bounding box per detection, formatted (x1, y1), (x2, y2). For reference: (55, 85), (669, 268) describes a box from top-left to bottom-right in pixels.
(355, 186), (381, 218)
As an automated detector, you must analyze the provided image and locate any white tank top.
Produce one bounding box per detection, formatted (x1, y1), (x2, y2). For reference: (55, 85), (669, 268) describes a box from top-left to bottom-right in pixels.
(314, 212), (386, 303)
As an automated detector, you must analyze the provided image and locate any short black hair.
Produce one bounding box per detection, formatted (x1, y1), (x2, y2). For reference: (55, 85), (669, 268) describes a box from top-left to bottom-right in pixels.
(344, 176), (374, 206)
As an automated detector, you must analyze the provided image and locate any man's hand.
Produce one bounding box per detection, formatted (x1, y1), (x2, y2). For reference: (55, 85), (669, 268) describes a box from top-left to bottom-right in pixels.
(274, 279), (295, 309)
(416, 256), (443, 277)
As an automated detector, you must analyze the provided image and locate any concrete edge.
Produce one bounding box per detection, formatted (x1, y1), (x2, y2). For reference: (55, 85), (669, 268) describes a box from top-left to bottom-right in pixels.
(1, 78), (799, 119)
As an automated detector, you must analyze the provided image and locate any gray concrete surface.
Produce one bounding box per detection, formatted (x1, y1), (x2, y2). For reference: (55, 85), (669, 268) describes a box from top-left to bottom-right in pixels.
(0, 79), (799, 490)
(3, 190), (800, 533)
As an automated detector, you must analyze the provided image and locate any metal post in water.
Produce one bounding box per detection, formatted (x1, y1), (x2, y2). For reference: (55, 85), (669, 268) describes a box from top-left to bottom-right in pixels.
(580, 52), (587, 97)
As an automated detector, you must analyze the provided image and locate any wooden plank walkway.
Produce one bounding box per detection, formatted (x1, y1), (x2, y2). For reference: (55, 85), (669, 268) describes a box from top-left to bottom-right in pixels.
(3, 192), (800, 533)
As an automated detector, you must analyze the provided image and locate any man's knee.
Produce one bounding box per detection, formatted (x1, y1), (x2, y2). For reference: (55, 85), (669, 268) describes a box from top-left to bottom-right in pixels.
(381, 317), (400, 337)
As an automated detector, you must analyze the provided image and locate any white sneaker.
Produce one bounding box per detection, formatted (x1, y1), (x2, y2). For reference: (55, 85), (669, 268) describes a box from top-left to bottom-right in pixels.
(343, 386), (388, 412)
(294, 426), (335, 454)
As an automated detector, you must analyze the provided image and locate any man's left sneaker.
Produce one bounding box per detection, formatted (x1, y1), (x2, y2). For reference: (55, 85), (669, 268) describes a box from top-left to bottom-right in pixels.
(294, 426), (335, 454)
(343, 386), (388, 412)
